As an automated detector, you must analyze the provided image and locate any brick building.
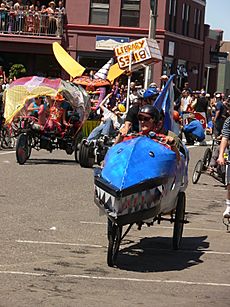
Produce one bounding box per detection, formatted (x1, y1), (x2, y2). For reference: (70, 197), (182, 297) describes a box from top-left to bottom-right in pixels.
(0, 0), (222, 92)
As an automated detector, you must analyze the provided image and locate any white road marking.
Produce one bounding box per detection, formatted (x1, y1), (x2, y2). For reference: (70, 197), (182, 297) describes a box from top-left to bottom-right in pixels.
(16, 239), (230, 255)
(0, 271), (229, 287)
(188, 197), (221, 203)
(3, 160), (10, 163)
(188, 187), (224, 192)
(0, 151), (16, 155)
(16, 239), (102, 248)
(80, 221), (224, 232)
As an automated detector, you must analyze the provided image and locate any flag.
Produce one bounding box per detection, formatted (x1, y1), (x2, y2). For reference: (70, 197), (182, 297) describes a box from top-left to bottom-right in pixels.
(153, 74), (175, 131)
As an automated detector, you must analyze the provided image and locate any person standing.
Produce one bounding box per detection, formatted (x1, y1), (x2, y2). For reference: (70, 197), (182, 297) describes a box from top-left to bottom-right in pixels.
(217, 117), (230, 217)
(214, 93), (225, 138)
(194, 90), (208, 116)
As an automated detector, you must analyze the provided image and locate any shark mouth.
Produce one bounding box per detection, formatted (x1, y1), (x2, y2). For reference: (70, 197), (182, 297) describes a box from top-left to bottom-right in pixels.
(94, 181), (163, 221)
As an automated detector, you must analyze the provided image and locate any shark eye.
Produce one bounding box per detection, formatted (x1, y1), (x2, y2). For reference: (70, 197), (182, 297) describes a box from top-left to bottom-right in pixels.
(117, 148), (123, 154)
(149, 151), (155, 157)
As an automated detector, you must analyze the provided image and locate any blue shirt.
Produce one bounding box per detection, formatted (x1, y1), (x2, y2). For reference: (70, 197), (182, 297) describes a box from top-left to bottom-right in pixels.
(183, 120), (205, 141)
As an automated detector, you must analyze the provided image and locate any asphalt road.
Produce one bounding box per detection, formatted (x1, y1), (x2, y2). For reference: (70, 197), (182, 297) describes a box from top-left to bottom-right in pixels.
(0, 144), (229, 307)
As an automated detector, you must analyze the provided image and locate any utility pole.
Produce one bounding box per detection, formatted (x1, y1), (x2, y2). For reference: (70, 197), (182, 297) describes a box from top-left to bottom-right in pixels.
(144, 0), (158, 89)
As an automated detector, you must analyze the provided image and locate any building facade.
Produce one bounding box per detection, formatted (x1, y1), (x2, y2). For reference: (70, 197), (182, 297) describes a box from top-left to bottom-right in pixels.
(0, 0), (223, 92)
(65, 0), (207, 90)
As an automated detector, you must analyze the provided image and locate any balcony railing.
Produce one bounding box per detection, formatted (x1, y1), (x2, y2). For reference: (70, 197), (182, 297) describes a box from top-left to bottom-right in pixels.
(0, 11), (64, 37)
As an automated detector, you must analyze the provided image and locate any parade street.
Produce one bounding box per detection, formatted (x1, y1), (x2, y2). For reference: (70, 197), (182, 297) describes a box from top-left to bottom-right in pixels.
(0, 145), (229, 307)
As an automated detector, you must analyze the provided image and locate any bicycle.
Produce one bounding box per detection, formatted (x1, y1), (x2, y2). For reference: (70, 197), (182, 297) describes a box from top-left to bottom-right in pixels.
(0, 122), (16, 149)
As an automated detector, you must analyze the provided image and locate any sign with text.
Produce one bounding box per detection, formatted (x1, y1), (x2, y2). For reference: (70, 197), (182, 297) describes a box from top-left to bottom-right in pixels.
(114, 37), (162, 70)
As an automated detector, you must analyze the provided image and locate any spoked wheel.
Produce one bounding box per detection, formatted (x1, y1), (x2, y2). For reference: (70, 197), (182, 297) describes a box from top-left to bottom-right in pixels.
(1, 127), (14, 149)
(16, 133), (31, 165)
(192, 160), (203, 184)
(203, 148), (212, 168)
(79, 140), (95, 168)
(173, 192), (186, 250)
(107, 219), (122, 267)
(26, 135), (32, 159)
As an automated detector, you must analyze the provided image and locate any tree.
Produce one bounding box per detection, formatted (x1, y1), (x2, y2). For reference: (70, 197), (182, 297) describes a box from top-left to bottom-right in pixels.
(8, 64), (26, 80)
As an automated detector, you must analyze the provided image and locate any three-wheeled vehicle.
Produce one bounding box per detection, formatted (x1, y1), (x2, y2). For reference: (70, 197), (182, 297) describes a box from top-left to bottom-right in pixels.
(192, 138), (230, 230)
(94, 132), (189, 267)
(4, 76), (90, 164)
(192, 138), (226, 185)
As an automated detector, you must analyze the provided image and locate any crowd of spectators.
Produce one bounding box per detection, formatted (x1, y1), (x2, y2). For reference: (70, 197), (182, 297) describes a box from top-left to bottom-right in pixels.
(0, 0), (65, 36)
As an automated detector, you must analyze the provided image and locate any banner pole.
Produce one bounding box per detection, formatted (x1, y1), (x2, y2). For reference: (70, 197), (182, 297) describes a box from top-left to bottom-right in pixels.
(126, 51), (132, 113)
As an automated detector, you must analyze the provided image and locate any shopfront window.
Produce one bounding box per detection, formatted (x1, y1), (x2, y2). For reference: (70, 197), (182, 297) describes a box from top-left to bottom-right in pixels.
(120, 0), (140, 27)
(89, 0), (110, 25)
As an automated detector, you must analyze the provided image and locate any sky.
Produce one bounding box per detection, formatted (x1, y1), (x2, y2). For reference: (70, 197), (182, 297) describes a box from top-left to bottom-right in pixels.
(205, 0), (230, 41)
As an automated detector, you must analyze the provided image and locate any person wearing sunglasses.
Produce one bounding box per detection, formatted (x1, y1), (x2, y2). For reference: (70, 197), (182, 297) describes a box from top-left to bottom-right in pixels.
(115, 87), (159, 144)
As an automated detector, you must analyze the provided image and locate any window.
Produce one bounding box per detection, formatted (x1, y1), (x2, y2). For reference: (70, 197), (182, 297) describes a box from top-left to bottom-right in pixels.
(89, 0), (110, 25)
(169, 0), (177, 32)
(120, 0), (140, 27)
(194, 8), (201, 39)
(182, 3), (190, 36)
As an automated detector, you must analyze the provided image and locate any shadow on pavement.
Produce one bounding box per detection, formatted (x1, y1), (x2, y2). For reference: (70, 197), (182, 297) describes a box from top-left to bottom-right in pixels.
(117, 235), (209, 272)
(26, 159), (78, 165)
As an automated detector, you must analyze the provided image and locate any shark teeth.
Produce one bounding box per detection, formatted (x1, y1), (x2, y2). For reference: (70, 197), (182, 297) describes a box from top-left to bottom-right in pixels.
(94, 185), (162, 217)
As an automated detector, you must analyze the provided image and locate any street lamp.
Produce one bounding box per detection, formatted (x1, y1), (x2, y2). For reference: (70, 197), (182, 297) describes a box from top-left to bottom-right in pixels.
(144, 0), (158, 89)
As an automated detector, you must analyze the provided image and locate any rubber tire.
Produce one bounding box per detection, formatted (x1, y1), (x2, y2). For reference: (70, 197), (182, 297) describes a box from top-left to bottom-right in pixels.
(203, 148), (212, 168)
(192, 160), (203, 184)
(173, 192), (186, 250)
(1, 127), (13, 149)
(16, 133), (30, 165)
(79, 140), (95, 168)
(107, 219), (122, 267)
(26, 135), (32, 159)
(74, 132), (83, 163)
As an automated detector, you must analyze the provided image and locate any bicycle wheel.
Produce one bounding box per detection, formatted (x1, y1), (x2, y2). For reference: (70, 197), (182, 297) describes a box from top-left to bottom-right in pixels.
(192, 160), (203, 184)
(203, 148), (212, 168)
(107, 219), (122, 267)
(1, 127), (13, 149)
(16, 133), (30, 165)
(173, 192), (186, 250)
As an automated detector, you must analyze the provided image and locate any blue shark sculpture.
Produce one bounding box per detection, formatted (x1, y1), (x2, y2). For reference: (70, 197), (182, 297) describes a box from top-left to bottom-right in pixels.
(94, 135), (188, 224)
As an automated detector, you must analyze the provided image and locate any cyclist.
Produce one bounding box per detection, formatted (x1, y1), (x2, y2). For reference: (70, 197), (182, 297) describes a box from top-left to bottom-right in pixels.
(120, 104), (180, 160)
(217, 117), (230, 217)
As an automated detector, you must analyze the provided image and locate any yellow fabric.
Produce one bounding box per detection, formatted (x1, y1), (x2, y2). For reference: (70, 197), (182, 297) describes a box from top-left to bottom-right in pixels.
(82, 120), (100, 137)
(107, 63), (125, 82)
(53, 42), (124, 82)
(4, 85), (58, 124)
(52, 42), (85, 78)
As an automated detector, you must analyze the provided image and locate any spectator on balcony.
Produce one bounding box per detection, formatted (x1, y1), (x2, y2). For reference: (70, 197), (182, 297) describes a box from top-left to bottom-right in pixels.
(0, 2), (7, 33)
(40, 5), (48, 34)
(34, 4), (40, 34)
(55, 0), (65, 37)
(35, 1), (41, 10)
(25, 4), (35, 33)
(46, 1), (56, 35)
(7, 5), (15, 33)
